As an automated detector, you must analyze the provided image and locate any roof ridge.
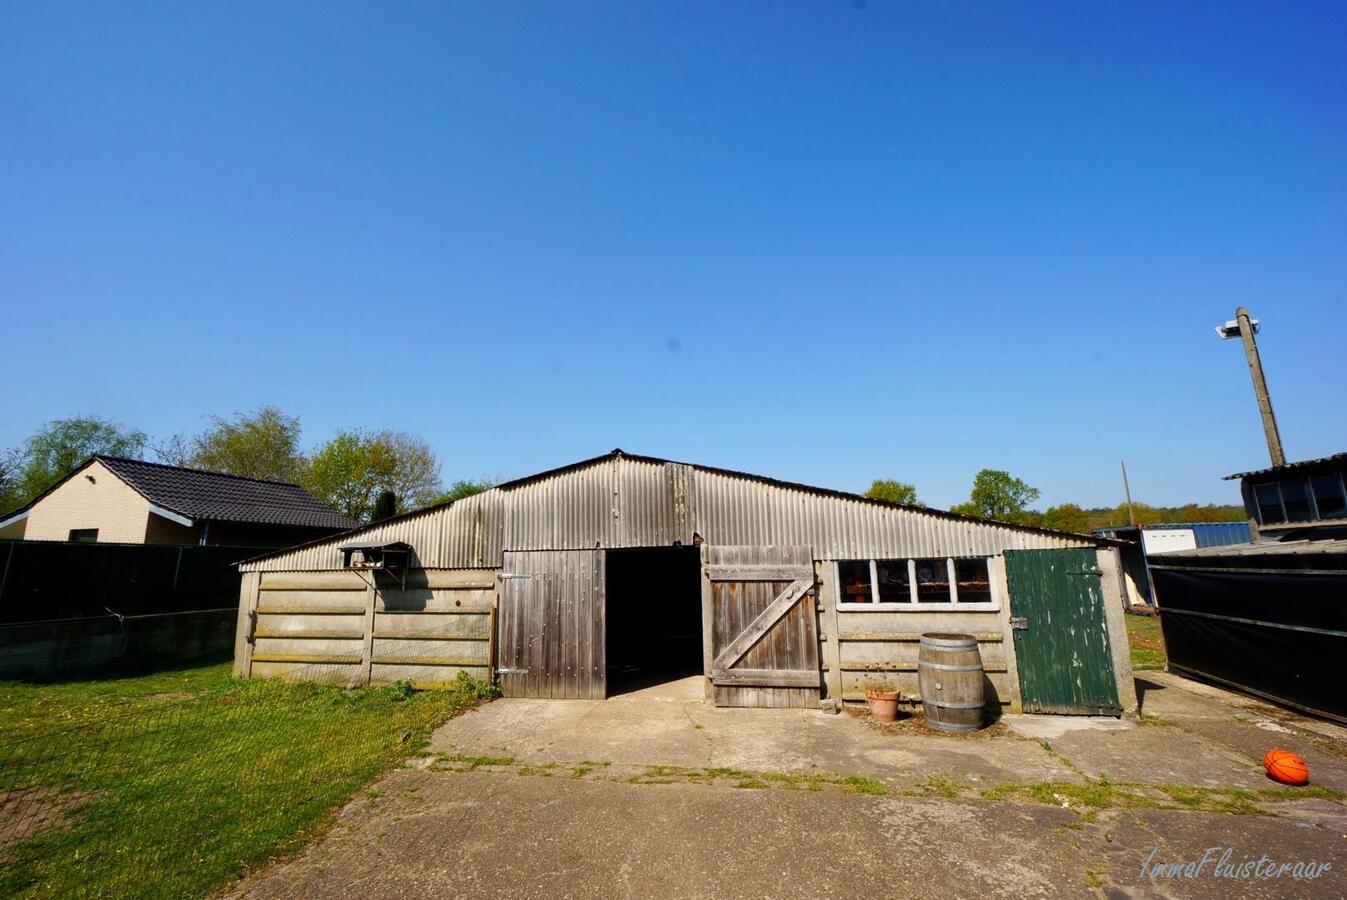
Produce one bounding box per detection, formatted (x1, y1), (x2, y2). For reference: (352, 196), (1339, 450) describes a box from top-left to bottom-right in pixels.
(95, 455), (305, 488)
(236, 448), (1111, 568)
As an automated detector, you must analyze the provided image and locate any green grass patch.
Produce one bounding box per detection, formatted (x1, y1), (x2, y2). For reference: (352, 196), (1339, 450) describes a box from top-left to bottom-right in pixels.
(0, 664), (492, 899)
(837, 774), (888, 796)
(916, 775), (963, 799)
(977, 778), (1316, 816)
(1257, 784), (1347, 802)
(0, 661), (235, 739)
(434, 753), (516, 771)
(1125, 613), (1167, 672)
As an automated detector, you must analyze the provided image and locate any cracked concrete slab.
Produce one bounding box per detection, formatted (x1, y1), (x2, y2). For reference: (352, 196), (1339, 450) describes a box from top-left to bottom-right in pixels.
(230, 673), (1347, 899)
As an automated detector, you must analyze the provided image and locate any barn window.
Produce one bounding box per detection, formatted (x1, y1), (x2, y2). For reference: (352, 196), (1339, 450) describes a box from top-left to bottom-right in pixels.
(1253, 482), (1285, 524)
(836, 557), (998, 609)
(876, 559), (912, 603)
(913, 558), (950, 602)
(68, 528), (98, 543)
(1312, 473), (1347, 520)
(837, 560), (874, 603)
(953, 558), (993, 604)
(1278, 478), (1313, 522)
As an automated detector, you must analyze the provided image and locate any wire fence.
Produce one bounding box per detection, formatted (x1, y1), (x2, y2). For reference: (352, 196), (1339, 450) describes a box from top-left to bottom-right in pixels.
(0, 652), (495, 899)
(0, 608), (237, 682)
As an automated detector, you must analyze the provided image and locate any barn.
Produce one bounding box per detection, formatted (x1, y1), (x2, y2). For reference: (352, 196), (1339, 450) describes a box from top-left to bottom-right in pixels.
(233, 450), (1134, 717)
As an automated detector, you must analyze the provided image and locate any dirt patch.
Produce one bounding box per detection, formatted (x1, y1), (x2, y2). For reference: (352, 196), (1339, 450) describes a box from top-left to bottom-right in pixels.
(0, 786), (87, 857)
(851, 707), (1014, 741)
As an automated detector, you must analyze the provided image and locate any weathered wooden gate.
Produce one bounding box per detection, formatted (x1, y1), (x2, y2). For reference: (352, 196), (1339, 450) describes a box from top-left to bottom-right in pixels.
(497, 549), (605, 699)
(703, 545), (821, 708)
(1005, 548), (1121, 715)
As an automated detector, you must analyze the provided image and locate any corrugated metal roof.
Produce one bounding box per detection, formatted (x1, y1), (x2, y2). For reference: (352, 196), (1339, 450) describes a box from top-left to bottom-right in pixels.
(1153, 538), (1347, 558)
(240, 451), (1103, 572)
(1094, 522), (1251, 548)
(1224, 452), (1347, 481)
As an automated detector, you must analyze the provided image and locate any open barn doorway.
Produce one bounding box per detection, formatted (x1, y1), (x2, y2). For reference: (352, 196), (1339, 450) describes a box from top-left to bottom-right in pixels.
(605, 546), (704, 697)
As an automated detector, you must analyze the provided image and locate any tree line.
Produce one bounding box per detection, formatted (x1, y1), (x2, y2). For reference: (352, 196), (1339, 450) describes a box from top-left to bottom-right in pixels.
(0, 407), (495, 524)
(1, 415), (1245, 535)
(863, 470), (1244, 534)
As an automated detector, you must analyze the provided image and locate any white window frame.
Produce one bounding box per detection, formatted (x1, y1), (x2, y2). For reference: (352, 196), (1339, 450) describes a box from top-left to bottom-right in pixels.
(835, 556), (1000, 612)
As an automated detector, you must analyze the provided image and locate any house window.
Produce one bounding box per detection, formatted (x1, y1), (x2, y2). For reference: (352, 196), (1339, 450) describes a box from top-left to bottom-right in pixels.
(953, 558), (993, 604)
(1312, 473), (1347, 520)
(68, 528), (99, 543)
(1253, 482), (1284, 525)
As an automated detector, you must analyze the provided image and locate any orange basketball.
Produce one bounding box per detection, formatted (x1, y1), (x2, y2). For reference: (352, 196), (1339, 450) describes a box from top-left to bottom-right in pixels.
(1263, 749), (1309, 786)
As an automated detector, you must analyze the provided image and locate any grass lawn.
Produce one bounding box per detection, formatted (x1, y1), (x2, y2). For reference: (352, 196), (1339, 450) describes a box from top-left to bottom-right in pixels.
(0, 661), (492, 899)
(1126, 611), (1167, 671)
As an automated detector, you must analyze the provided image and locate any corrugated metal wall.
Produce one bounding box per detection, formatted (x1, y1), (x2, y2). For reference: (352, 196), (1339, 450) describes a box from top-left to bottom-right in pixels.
(1189, 522), (1254, 548)
(241, 455), (1093, 572)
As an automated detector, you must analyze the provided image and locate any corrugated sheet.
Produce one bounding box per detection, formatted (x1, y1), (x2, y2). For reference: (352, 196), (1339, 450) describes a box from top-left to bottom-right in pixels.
(1094, 522), (1252, 550)
(1189, 522), (1254, 548)
(1224, 452), (1347, 481)
(242, 453), (1095, 572)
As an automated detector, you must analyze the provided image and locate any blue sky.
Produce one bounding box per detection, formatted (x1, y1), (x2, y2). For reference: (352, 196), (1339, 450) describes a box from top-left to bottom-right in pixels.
(3, 2), (1344, 509)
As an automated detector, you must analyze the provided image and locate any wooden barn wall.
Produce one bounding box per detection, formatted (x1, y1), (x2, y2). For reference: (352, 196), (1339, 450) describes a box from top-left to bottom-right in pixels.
(813, 558), (1022, 712)
(235, 569), (497, 688)
(241, 457), (1092, 573)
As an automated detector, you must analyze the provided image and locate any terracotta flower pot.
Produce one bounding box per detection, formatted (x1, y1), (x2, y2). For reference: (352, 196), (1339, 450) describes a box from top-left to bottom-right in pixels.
(865, 689), (900, 722)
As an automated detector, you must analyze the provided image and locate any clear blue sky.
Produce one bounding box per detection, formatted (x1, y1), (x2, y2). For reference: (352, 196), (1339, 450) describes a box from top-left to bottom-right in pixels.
(3, 2), (1344, 509)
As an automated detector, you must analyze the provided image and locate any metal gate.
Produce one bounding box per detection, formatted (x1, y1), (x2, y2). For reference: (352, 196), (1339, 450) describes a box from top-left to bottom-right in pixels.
(497, 549), (605, 699)
(1005, 548), (1121, 715)
(703, 545), (820, 708)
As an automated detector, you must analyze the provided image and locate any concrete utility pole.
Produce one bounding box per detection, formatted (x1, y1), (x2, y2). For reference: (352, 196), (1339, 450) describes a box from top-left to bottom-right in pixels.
(1120, 460), (1136, 525)
(1216, 306), (1286, 468)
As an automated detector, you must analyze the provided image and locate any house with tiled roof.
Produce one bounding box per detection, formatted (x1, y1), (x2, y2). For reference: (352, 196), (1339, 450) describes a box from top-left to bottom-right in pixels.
(0, 456), (355, 547)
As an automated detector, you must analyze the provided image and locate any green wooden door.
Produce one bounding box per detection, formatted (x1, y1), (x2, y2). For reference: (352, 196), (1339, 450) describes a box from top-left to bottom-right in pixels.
(1005, 548), (1121, 715)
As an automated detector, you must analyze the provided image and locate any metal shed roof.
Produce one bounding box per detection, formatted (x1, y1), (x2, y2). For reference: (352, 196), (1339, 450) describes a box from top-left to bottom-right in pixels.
(239, 450), (1106, 572)
(1224, 452), (1347, 481)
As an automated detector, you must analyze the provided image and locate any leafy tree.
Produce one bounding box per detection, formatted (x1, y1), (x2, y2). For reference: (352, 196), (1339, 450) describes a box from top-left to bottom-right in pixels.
(6, 416), (146, 508)
(957, 469), (1041, 521)
(188, 406), (303, 482)
(371, 490), (398, 522)
(864, 479), (921, 506)
(0, 446), (24, 513)
(301, 429), (442, 522)
(149, 433), (192, 467)
(1042, 502), (1090, 534)
(432, 479), (495, 506)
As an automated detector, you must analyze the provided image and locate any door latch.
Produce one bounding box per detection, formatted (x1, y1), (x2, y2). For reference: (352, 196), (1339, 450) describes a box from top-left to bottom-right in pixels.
(1009, 617), (1029, 630)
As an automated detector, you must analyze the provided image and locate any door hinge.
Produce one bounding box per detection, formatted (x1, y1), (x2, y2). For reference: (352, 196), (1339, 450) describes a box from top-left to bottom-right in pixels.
(1009, 617), (1029, 630)
(1068, 570), (1103, 577)
(495, 666), (529, 675)
(498, 573), (533, 580)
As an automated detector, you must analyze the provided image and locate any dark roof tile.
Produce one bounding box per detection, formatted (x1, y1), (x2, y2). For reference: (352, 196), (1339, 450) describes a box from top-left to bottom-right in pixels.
(95, 456), (355, 530)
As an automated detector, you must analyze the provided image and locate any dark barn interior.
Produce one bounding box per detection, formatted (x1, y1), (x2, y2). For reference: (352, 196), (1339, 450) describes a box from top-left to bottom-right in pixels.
(604, 546), (703, 696)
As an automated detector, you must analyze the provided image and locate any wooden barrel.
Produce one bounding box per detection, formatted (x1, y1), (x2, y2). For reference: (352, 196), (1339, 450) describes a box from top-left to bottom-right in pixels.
(918, 633), (986, 732)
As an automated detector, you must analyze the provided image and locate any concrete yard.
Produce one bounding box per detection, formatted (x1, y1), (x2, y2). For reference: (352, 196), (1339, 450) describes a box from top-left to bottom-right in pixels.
(232, 675), (1347, 899)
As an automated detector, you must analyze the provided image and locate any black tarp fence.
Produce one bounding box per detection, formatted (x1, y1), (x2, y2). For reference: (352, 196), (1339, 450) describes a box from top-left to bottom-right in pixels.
(1150, 549), (1347, 724)
(0, 540), (266, 624)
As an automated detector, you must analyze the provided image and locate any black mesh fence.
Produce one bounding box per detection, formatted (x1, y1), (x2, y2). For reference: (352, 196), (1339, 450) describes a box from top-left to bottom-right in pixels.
(0, 540), (269, 623)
